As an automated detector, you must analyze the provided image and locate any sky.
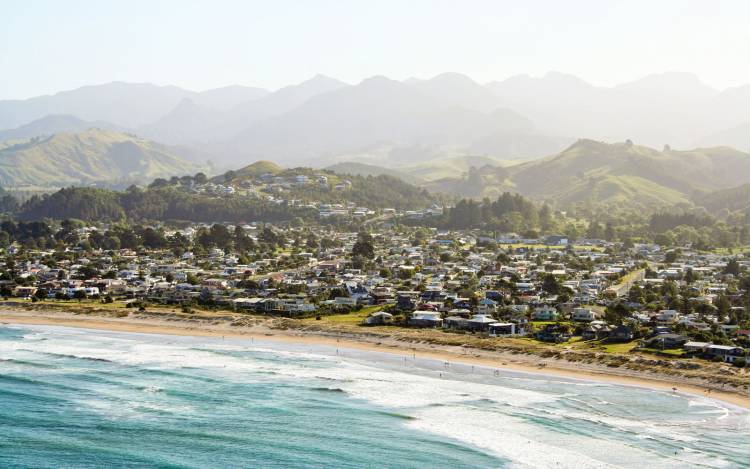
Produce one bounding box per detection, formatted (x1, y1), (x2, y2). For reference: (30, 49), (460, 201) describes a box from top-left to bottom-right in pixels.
(3, 0), (750, 99)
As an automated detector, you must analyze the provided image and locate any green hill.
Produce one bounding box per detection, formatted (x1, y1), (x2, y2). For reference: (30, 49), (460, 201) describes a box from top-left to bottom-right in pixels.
(510, 140), (750, 204)
(325, 162), (425, 185)
(0, 129), (201, 188)
(235, 160), (284, 177)
(425, 139), (750, 208)
(403, 155), (509, 182)
(694, 183), (750, 213)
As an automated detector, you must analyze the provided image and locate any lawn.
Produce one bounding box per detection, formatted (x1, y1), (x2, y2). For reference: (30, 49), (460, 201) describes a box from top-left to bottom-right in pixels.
(302, 305), (384, 325)
(638, 347), (685, 357)
(600, 341), (639, 354)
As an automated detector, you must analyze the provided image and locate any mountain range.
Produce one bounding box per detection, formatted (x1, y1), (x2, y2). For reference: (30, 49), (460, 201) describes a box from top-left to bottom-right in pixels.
(3, 72), (750, 205)
(7, 71), (750, 170)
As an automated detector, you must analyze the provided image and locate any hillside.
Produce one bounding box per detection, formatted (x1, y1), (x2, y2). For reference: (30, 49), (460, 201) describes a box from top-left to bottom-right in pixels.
(325, 162), (425, 185)
(511, 140), (750, 196)
(0, 129), (202, 188)
(18, 166), (437, 221)
(694, 183), (750, 214)
(233, 160), (284, 178)
(425, 140), (750, 208)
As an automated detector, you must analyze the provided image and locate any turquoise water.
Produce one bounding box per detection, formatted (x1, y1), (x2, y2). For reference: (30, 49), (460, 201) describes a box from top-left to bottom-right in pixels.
(1, 325), (748, 468)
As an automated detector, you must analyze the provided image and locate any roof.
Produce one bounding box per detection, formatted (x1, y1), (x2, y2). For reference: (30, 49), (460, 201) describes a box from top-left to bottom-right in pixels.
(684, 341), (710, 348)
(705, 344), (743, 351)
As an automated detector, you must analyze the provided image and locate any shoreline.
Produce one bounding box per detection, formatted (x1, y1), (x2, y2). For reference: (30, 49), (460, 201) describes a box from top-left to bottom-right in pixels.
(2, 309), (749, 411)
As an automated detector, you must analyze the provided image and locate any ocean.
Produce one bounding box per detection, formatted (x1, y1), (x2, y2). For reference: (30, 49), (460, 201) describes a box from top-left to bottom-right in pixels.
(0, 324), (748, 468)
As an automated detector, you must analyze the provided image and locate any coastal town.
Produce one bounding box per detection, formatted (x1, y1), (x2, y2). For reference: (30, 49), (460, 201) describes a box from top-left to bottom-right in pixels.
(2, 214), (749, 374)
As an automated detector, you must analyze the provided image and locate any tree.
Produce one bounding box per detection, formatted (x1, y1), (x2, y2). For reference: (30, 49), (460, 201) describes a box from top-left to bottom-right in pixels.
(715, 294), (730, 323)
(352, 232), (375, 259)
(194, 172), (208, 184)
(664, 249), (680, 263)
(724, 258), (741, 276)
(541, 273), (562, 295)
(627, 285), (643, 304)
(605, 302), (630, 325)
(684, 268), (695, 285)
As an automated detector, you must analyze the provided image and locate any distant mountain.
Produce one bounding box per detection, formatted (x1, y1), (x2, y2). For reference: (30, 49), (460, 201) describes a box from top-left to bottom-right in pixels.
(140, 75), (348, 144)
(407, 72), (507, 113)
(0, 82), (268, 130)
(697, 122), (750, 151)
(0, 114), (124, 141)
(487, 71), (723, 148)
(6, 72), (750, 170)
(189, 84), (269, 111)
(0, 129), (202, 188)
(221, 76), (558, 167)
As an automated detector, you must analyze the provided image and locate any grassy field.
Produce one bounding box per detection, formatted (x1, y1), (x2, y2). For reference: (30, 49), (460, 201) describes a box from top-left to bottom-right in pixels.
(600, 341), (639, 354)
(638, 347), (685, 357)
(710, 246), (750, 255)
(301, 305), (384, 325)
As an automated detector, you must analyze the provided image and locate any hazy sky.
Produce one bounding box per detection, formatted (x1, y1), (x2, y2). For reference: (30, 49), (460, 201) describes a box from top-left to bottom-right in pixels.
(3, 0), (750, 99)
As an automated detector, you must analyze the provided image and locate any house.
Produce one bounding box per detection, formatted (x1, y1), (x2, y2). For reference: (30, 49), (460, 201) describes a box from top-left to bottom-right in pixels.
(489, 322), (518, 336)
(572, 308), (600, 322)
(443, 316), (469, 330)
(334, 297), (358, 307)
(476, 298), (498, 315)
(13, 286), (37, 298)
(467, 314), (496, 332)
(535, 324), (570, 343)
(408, 311), (443, 328)
(545, 235), (569, 246)
(396, 291), (420, 310)
(608, 324), (635, 342)
(683, 341), (711, 354)
(582, 322), (612, 341)
(533, 305), (559, 321)
(364, 311), (393, 325)
(656, 309), (680, 324)
(704, 345), (747, 364)
(642, 333), (689, 349)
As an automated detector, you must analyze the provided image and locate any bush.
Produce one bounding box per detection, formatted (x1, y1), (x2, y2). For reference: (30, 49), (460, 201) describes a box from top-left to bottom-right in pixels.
(733, 357), (747, 368)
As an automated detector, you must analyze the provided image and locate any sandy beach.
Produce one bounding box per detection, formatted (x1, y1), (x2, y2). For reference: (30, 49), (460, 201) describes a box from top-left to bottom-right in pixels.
(2, 308), (749, 410)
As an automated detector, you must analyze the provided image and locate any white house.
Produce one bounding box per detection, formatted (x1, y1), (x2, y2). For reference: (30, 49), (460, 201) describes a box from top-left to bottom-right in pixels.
(572, 307), (600, 321)
(533, 305), (560, 321)
(656, 309), (680, 324)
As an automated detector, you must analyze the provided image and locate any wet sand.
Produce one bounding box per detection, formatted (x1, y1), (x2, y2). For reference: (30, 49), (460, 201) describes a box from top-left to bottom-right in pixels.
(2, 309), (749, 410)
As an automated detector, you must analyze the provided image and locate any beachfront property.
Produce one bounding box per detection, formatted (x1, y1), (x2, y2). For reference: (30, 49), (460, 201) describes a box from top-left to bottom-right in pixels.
(0, 221), (747, 368)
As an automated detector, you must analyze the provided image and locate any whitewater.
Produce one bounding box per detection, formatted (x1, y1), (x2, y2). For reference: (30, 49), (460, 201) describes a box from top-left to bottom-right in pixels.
(1, 324), (748, 468)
